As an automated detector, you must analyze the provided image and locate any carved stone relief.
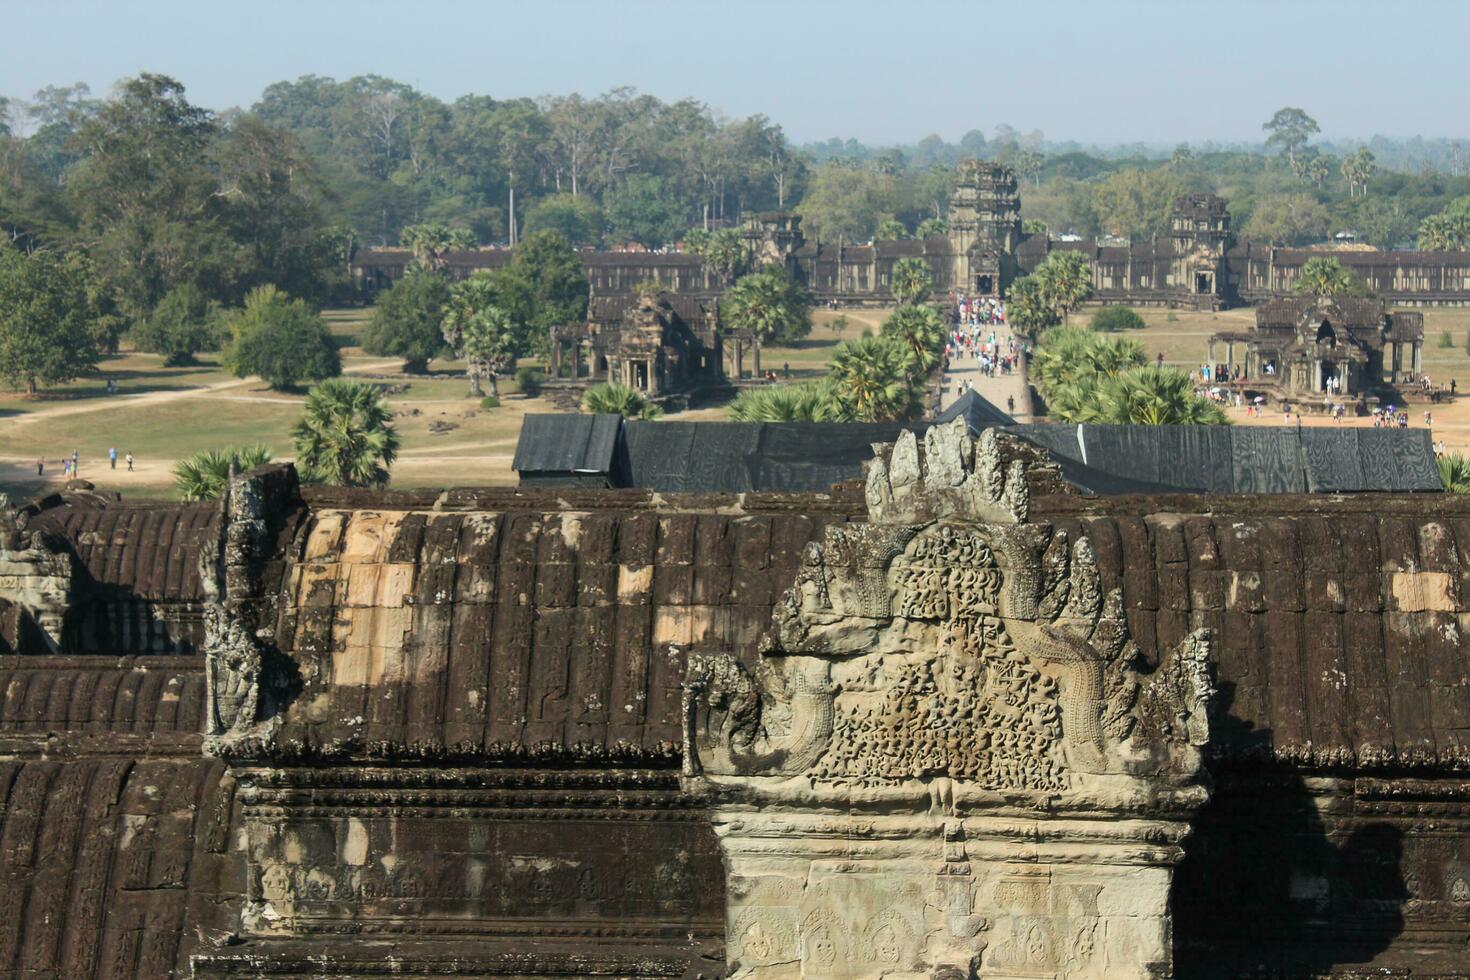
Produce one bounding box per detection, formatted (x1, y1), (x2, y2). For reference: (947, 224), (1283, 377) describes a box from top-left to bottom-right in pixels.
(684, 420), (1216, 979)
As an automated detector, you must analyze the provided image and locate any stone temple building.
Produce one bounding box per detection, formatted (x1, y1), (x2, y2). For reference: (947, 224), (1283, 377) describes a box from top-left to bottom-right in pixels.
(3, 419), (1470, 978)
(542, 291), (724, 406)
(1206, 295), (1426, 398)
(351, 162), (1470, 311)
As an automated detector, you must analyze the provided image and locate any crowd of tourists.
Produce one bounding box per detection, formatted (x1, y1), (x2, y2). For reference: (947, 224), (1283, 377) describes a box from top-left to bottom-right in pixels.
(945, 294), (1023, 379)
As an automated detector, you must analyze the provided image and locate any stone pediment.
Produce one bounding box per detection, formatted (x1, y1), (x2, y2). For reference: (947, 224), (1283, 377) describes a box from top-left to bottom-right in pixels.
(683, 420), (1214, 978)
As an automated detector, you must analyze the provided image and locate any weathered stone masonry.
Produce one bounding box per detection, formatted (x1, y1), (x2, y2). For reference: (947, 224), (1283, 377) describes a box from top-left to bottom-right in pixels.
(4, 444), (1470, 976)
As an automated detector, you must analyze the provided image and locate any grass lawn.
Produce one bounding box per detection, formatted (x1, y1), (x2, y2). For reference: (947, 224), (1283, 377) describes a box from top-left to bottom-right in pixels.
(756, 308), (887, 380)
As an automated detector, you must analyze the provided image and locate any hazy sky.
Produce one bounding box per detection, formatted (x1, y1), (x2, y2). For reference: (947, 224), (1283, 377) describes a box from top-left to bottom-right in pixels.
(5, 0), (1469, 146)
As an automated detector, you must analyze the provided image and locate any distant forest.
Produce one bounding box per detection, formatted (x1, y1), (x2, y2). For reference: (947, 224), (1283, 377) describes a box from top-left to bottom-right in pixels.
(6, 74), (1470, 318)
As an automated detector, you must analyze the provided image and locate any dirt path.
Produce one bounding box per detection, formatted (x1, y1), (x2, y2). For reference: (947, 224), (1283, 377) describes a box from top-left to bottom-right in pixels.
(5, 358), (403, 426)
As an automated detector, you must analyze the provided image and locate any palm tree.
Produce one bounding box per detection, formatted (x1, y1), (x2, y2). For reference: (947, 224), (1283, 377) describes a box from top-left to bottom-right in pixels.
(889, 257), (934, 306)
(727, 382), (848, 422)
(1037, 250), (1094, 325)
(581, 382), (663, 419)
(1293, 256), (1361, 298)
(827, 337), (917, 422)
(400, 223), (476, 271)
(880, 304), (945, 379)
(721, 267), (812, 377)
(1096, 368), (1229, 425)
(875, 218), (908, 241)
(291, 379), (399, 488)
(1006, 275), (1060, 337)
(173, 445), (272, 501)
(916, 217), (948, 238)
(443, 279), (518, 397)
(1419, 207), (1470, 251)
(1439, 454), (1470, 493)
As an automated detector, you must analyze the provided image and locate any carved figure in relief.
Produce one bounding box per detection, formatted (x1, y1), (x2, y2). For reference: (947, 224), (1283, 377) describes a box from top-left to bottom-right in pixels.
(685, 420), (1215, 790)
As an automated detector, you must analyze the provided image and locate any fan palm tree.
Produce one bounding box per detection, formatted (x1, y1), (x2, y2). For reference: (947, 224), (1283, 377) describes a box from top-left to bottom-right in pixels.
(1096, 367), (1229, 425)
(727, 382), (849, 422)
(581, 382), (663, 419)
(291, 380), (399, 488)
(1439, 454), (1470, 493)
(1293, 256), (1362, 298)
(400, 223), (476, 271)
(888, 257), (934, 306)
(880, 304), (945, 379)
(828, 337), (917, 422)
(1036, 250), (1094, 325)
(172, 445), (272, 501)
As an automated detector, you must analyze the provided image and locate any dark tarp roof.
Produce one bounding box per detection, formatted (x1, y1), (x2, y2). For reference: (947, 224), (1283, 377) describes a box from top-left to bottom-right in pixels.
(933, 389), (1017, 429)
(1008, 423), (1442, 495)
(512, 413), (622, 475)
(620, 420), (928, 493)
(513, 415), (1442, 495)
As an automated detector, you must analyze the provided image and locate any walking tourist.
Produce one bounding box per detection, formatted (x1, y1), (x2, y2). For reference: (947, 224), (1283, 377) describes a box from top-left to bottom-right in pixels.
(125, 452), (134, 472)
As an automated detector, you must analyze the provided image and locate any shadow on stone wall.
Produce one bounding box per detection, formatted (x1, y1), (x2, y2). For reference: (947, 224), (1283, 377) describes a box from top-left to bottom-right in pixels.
(1172, 681), (1407, 976)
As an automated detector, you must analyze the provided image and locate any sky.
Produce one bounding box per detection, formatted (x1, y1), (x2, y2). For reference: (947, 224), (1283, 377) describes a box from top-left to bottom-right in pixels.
(4, 0), (1469, 146)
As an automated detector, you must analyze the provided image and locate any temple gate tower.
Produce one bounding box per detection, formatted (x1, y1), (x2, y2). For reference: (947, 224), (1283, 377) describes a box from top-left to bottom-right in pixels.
(1169, 192), (1233, 309)
(947, 161), (1022, 298)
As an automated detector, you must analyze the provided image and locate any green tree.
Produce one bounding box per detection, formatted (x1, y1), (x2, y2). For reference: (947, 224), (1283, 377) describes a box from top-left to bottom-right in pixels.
(1341, 148), (1377, 199)
(292, 378), (399, 487)
(1419, 198), (1470, 250)
(916, 217), (948, 238)
(0, 247), (99, 396)
(68, 73), (229, 321)
(173, 444), (272, 501)
(1028, 327), (1218, 425)
(721, 266), (812, 351)
(523, 193), (604, 246)
(1293, 256), (1362, 298)
(361, 269), (450, 372)
(130, 282), (219, 365)
(581, 381), (662, 419)
(510, 229), (590, 344)
(1030, 326), (1146, 407)
(399, 223), (475, 271)
(1089, 306), (1146, 331)
(1036, 250), (1094, 324)
(874, 218), (907, 240)
(1091, 168), (1183, 240)
(604, 174), (688, 247)
(443, 278), (517, 397)
(222, 285), (340, 389)
(686, 227), (748, 287)
(889, 256), (934, 306)
(1013, 149), (1044, 188)
(1262, 107), (1319, 166)
(1006, 275), (1060, 336)
(1094, 367), (1228, 425)
(827, 336), (917, 422)
(879, 304), (945, 378)
(1241, 193), (1331, 246)
(727, 381), (846, 422)
(795, 162), (895, 243)
(1290, 148), (1331, 189)
(1438, 454), (1470, 493)
(212, 115), (338, 301)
